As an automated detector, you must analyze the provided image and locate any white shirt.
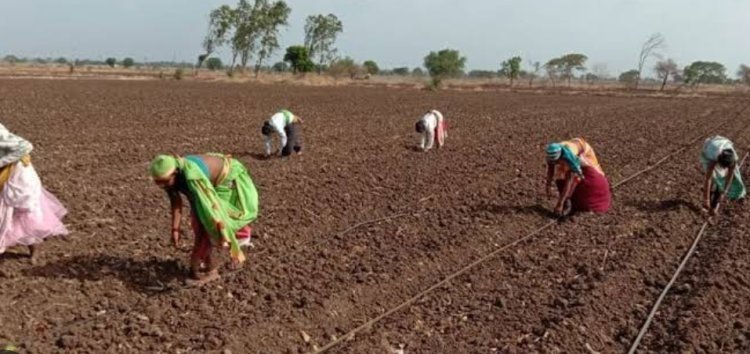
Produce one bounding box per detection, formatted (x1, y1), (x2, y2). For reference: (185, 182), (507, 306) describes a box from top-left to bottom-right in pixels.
(264, 112), (289, 156)
(419, 111), (442, 150)
(701, 135), (737, 178)
(0, 123), (33, 168)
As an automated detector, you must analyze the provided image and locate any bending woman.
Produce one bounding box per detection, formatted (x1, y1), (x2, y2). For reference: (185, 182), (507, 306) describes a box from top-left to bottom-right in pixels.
(545, 138), (611, 216)
(701, 136), (746, 215)
(0, 123), (68, 262)
(150, 153), (258, 286)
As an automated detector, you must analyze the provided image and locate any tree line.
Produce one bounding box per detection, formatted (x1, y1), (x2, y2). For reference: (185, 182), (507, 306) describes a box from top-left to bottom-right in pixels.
(1, 55), (194, 69)
(4, 24), (750, 89)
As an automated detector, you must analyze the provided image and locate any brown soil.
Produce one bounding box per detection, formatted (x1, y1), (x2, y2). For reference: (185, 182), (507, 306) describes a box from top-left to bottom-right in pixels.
(0, 79), (747, 353)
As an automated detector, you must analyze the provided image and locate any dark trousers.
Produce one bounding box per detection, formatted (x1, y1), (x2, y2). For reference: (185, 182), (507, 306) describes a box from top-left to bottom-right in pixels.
(282, 124), (302, 156)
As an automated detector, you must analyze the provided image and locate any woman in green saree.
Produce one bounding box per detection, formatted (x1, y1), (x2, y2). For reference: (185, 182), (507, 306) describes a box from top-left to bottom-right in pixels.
(150, 153), (259, 286)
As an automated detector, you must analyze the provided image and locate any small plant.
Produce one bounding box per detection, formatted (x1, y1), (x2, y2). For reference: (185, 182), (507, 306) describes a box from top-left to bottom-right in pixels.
(174, 68), (184, 80)
(226, 69), (235, 78)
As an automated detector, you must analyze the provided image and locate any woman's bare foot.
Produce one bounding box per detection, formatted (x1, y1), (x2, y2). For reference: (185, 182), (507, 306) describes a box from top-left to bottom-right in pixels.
(28, 245), (37, 265)
(186, 269), (220, 287)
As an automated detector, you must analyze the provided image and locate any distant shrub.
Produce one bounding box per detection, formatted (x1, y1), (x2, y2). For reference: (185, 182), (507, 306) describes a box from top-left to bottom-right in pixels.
(328, 57), (361, 79)
(363, 60), (379, 75)
(2, 55), (21, 64)
(618, 70), (639, 87)
(392, 67), (410, 76)
(272, 61), (289, 72)
(174, 68), (184, 80)
(206, 57), (223, 71)
(122, 57), (135, 68)
(105, 58), (116, 68)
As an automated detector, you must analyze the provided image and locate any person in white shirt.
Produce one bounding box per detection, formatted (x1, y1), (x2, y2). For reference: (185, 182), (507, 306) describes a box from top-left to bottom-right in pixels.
(415, 110), (447, 152)
(700, 135), (746, 215)
(262, 109), (304, 157)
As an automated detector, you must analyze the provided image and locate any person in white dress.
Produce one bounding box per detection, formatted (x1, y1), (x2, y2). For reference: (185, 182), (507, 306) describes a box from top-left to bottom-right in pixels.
(415, 110), (447, 152)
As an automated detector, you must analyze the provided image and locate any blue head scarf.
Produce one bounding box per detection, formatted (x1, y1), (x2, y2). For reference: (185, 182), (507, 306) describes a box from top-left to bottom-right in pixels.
(546, 143), (583, 178)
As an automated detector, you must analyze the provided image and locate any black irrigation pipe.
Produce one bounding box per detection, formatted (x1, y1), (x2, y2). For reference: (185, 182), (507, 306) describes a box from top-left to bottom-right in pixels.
(313, 101), (750, 353)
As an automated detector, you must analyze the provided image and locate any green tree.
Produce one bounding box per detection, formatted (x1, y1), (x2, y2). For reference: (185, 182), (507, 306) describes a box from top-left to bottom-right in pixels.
(230, 0), (262, 70)
(412, 67), (425, 76)
(54, 57), (68, 64)
(500, 56), (522, 85)
(736, 64), (750, 86)
(122, 58), (135, 68)
(304, 14), (343, 73)
(424, 48), (467, 88)
(254, 0), (291, 77)
(283, 45), (314, 73)
(654, 59), (679, 91)
(683, 61), (727, 86)
(199, 5), (235, 69)
(105, 57), (116, 68)
(545, 53), (587, 86)
(206, 57), (224, 70)
(618, 69), (640, 86)
(363, 60), (379, 75)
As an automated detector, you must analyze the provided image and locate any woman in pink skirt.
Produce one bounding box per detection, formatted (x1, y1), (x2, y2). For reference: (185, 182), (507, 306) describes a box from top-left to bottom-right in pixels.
(0, 123), (68, 262)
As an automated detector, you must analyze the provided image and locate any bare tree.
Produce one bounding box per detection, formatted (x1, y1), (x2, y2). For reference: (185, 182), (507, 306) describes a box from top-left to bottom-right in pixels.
(526, 60), (541, 87)
(198, 5), (235, 71)
(654, 59), (679, 91)
(591, 63), (609, 80)
(636, 33), (665, 89)
(738, 64), (750, 86)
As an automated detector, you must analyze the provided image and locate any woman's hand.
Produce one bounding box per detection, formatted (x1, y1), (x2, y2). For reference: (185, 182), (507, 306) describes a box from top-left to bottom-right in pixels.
(546, 184), (556, 199)
(171, 229), (181, 248)
(554, 202), (565, 216)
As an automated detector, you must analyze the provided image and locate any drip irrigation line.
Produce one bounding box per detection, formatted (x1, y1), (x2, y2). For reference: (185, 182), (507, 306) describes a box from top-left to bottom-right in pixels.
(627, 151), (750, 354)
(313, 101), (750, 353)
(313, 220), (557, 353)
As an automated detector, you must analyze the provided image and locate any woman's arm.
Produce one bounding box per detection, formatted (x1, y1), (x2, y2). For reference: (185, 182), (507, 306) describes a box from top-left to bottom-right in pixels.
(555, 172), (575, 215)
(703, 162), (715, 210)
(168, 190), (183, 247)
(545, 163), (556, 198)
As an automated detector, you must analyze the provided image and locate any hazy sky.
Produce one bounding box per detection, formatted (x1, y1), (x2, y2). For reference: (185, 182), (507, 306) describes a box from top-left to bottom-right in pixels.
(1, 0), (748, 77)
